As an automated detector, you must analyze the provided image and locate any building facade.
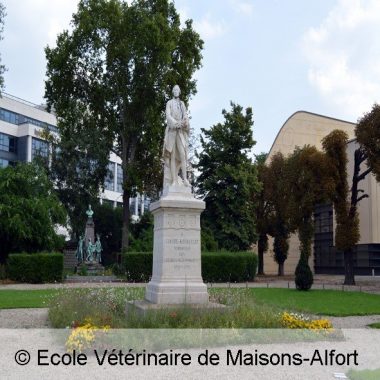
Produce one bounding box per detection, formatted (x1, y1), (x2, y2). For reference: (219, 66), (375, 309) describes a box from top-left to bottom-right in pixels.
(0, 92), (148, 220)
(264, 111), (380, 276)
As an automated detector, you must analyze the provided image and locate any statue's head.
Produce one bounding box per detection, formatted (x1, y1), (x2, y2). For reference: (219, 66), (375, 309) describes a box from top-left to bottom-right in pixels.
(172, 85), (180, 98)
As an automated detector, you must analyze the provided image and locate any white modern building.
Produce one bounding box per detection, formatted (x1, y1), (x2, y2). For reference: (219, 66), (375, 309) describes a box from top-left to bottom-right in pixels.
(0, 92), (148, 220)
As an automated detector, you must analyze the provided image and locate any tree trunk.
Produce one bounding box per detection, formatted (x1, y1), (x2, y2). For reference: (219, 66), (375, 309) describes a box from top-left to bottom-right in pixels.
(278, 262), (284, 276)
(257, 233), (266, 275)
(122, 188), (131, 250)
(343, 248), (355, 285)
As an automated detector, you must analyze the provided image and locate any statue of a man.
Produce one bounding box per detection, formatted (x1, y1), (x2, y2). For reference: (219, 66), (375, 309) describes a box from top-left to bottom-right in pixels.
(86, 205), (94, 220)
(76, 235), (84, 263)
(94, 234), (102, 263)
(162, 85), (190, 187)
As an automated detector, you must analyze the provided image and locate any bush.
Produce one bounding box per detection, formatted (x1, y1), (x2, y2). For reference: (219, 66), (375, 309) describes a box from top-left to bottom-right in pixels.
(121, 251), (257, 283)
(295, 256), (313, 291)
(7, 253), (64, 283)
(202, 251), (257, 282)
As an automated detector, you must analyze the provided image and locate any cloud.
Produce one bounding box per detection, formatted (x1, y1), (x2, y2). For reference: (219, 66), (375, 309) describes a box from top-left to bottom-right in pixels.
(194, 15), (226, 40)
(302, 0), (380, 120)
(230, 0), (254, 16)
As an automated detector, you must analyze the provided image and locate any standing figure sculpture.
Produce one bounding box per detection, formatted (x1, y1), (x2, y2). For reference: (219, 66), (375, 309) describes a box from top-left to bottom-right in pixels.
(162, 85), (190, 187)
(76, 235), (84, 263)
(94, 234), (103, 264)
(86, 237), (95, 262)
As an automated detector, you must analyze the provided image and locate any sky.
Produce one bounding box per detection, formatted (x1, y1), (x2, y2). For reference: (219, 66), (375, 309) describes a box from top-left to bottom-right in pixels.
(1, 0), (380, 155)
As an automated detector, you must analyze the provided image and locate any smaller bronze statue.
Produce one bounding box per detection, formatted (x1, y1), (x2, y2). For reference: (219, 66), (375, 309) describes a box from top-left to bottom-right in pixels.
(94, 234), (103, 263)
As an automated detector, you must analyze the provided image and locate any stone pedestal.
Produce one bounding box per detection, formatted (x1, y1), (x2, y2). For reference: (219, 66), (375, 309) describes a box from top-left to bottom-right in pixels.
(85, 218), (95, 244)
(145, 185), (209, 304)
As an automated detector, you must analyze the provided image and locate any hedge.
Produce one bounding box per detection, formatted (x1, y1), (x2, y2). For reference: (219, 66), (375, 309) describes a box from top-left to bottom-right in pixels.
(121, 251), (257, 282)
(7, 253), (64, 283)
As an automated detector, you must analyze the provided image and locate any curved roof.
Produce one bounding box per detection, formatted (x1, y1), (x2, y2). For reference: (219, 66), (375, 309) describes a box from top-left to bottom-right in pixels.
(266, 110), (356, 163)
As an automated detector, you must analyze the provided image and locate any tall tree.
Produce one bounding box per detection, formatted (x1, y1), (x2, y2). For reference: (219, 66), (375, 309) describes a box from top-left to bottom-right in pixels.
(254, 152), (271, 275)
(322, 130), (361, 285)
(266, 152), (293, 276)
(196, 103), (259, 251)
(287, 146), (334, 289)
(0, 163), (66, 262)
(44, 0), (203, 248)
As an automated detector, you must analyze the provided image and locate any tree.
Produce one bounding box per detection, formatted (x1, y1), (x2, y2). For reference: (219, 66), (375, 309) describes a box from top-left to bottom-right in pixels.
(0, 163), (66, 262)
(322, 130), (361, 285)
(265, 152), (293, 276)
(287, 146), (334, 289)
(44, 0), (203, 248)
(0, 2), (6, 92)
(196, 103), (259, 251)
(254, 152), (271, 275)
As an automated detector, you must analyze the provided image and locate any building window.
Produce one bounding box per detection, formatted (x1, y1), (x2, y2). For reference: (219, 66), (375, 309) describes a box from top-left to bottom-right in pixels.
(116, 201), (123, 208)
(0, 158), (15, 168)
(32, 137), (49, 160)
(104, 162), (115, 191)
(0, 132), (17, 153)
(0, 108), (19, 124)
(117, 164), (123, 193)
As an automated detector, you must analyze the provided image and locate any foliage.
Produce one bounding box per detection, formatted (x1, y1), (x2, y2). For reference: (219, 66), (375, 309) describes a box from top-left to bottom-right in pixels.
(49, 287), (281, 329)
(280, 312), (332, 331)
(202, 251), (257, 282)
(0, 2), (5, 92)
(93, 203), (123, 264)
(201, 226), (219, 252)
(121, 251), (153, 282)
(0, 263), (5, 280)
(44, 0), (203, 248)
(121, 251), (258, 282)
(294, 255), (313, 291)
(128, 212), (154, 252)
(6, 253), (64, 283)
(0, 163), (66, 262)
(254, 152), (271, 275)
(355, 103), (380, 181)
(196, 103), (259, 251)
(265, 153), (293, 275)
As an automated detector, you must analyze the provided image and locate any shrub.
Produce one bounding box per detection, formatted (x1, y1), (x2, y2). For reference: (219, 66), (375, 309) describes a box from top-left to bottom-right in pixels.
(7, 253), (64, 283)
(121, 251), (257, 282)
(202, 251), (257, 282)
(295, 256), (313, 291)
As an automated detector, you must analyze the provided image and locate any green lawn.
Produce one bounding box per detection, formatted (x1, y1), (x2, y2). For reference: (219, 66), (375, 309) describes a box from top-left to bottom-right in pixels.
(347, 368), (380, 380)
(368, 322), (380, 329)
(1, 288), (380, 316)
(245, 288), (380, 316)
(0, 289), (60, 309)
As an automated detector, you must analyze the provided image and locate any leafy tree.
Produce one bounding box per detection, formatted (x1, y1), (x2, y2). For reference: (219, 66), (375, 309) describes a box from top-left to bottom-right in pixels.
(44, 0), (203, 248)
(92, 203), (123, 264)
(128, 212), (154, 252)
(322, 130), (361, 285)
(254, 152), (271, 275)
(287, 146), (334, 289)
(0, 163), (66, 262)
(0, 2), (6, 92)
(321, 105), (380, 285)
(265, 152), (293, 276)
(196, 103), (259, 251)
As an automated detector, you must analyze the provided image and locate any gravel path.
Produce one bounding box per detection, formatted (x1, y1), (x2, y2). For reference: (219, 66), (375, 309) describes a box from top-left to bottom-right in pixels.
(0, 308), (50, 328)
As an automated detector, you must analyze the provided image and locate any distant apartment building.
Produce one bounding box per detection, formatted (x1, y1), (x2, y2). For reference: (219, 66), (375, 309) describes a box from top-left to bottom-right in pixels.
(0, 92), (148, 220)
(264, 111), (380, 276)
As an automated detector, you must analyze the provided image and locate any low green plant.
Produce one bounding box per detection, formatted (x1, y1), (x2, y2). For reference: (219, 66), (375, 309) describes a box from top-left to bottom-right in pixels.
(295, 256), (313, 291)
(121, 251), (258, 282)
(6, 252), (63, 283)
(78, 265), (88, 276)
(347, 368), (380, 380)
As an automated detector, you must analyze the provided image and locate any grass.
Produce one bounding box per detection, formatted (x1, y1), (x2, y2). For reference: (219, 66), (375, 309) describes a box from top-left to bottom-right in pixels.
(368, 322), (380, 329)
(0, 289), (60, 309)
(347, 368), (380, 380)
(242, 288), (380, 316)
(1, 287), (380, 316)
